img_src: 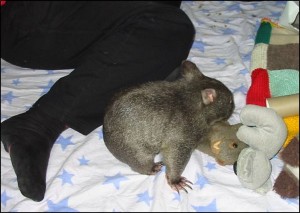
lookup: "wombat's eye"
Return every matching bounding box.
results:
[229,142,238,149]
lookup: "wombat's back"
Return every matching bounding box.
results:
[103,80,197,164]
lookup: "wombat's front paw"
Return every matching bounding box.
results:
[166,175,193,193]
[150,161,164,175]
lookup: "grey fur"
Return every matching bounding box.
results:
[103,60,234,192]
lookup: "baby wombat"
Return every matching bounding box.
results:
[103,60,234,193]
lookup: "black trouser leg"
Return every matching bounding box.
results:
[32,6,195,135]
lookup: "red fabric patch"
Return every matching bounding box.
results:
[1,0,6,6]
[246,68,271,106]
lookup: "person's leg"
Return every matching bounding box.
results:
[1,2,195,201]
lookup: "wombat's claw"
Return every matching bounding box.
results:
[169,176,193,193]
[150,161,164,175]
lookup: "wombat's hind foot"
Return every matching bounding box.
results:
[150,161,164,175]
[167,176,193,193]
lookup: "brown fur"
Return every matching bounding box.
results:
[103,60,234,192]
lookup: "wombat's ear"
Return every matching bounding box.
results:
[201,89,216,105]
[180,60,204,81]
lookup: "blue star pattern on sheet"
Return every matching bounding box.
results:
[227,4,241,13]
[222,27,237,35]
[213,58,226,65]
[205,162,217,171]
[1,190,12,207]
[270,11,282,18]
[286,198,299,205]
[47,198,78,212]
[194,173,209,189]
[78,155,89,166]
[12,78,20,86]
[56,135,75,151]
[233,85,248,94]
[46,70,54,75]
[57,169,74,186]
[172,192,181,202]
[39,80,54,96]
[1,91,17,104]
[192,40,205,52]
[103,172,129,190]
[137,190,153,206]
[192,199,217,212]
[239,68,249,75]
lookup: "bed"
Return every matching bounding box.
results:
[1,1,299,212]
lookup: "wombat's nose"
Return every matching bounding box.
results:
[233,161,237,175]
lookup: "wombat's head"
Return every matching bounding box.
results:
[180,60,235,125]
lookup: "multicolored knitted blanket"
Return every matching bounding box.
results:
[246,18,299,147]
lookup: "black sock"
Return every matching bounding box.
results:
[1,107,66,201]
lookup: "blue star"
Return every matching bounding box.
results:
[233,85,248,94]
[78,155,89,166]
[222,27,237,35]
[46,70,54,75]
[192,40,206,53]
[1,91,18,104]
[274,1,287,7]
[47,197,78,212]
[57,169,74,186]
[56,135,75,151]
[285,197,299,205]
[103,172,129,190]
[1,190,13,207]
[194,173,209,189]
[12,78,20,86]
[242,53,251,62]
[239,68,249,75]
[270,11,282,18]
[137,190,153,206]
[39,80,54,96]
[227,4,241,12]
[213,58,226,65]
[192,199,218,212]
[205,162,216,171]
[172,192,181,201]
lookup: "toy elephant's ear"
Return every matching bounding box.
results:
[235,148,272,191]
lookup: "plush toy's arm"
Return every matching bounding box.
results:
[236,104,287,159]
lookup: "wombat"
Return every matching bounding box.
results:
[103,60,235,193]
[196,121,249,166]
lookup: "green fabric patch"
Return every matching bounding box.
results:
[268,69,299,97]
[255,22,272,45]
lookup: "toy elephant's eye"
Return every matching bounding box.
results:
[229,142,238,149]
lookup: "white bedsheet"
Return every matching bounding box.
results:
[1,1,299,212]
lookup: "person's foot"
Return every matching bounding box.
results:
[1,107,66,201]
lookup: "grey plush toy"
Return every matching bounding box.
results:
[196,121,248,166]
[234,104,287,194]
